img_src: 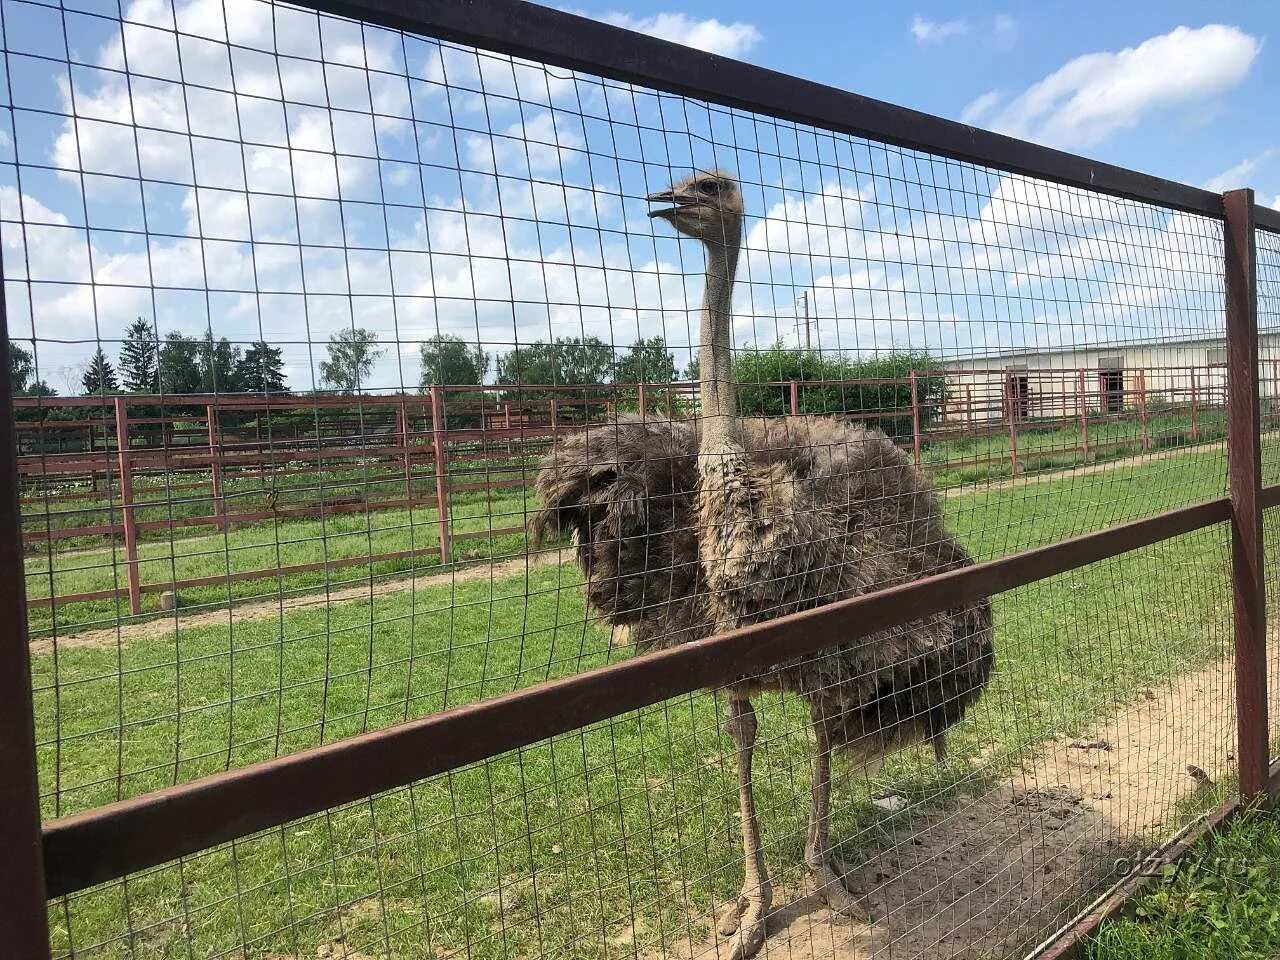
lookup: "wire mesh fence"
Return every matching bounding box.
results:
[0,1,1277,958]
[1260,227,1280,771]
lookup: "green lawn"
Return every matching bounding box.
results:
[40,441,1263,960]
[1088,804,1280,960]
[23,484,536,635]
[924,407,1230,487]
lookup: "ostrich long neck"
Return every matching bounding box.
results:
[700,236,741,450]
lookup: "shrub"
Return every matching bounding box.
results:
[733,346,946,441]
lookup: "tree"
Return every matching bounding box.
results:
[320,327,383,392]
[684,356,699,381]
[495,336,614,406]
[81,347,118,395]
[158,333,203,395]
[6,342,55,407]
[199,332,242,393]
[237,341,287,394]
[614,336,677,385]
[418,335,488,388]
[9,341,34,394]
[118,318,159,393]
[613,336,679,413]
[733,346,946,441]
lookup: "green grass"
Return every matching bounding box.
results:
[39,441,1259,959]
[924,408,1230,487]
[1088,804,1280,960]
[23,484,536,635]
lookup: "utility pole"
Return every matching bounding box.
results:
[797,290,811,350]
[803,291,811,350]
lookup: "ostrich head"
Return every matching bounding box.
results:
[532,418,701,629]
[646,169,744,249]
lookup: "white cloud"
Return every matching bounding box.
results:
[961,24,1260,149]
[464,111,586,177]
[992,14,1017,49]
[595,11,761,57]
[1202,150,1274,192]
[0,187,69,228]
[960,90,1003,126]
[910,15,969,44]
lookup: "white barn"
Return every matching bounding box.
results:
[938,332,1280,424]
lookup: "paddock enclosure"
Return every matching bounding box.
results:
[1,2,1279,959]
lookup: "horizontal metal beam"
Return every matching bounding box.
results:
[283,0,1222,217]
[1262,484,1280,510]
[1257,203,1280,234]
[43,494,1235,897]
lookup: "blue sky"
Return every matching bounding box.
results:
[0,0,1273,392]
[576,2,1279,202]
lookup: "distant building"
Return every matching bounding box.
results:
[938,331,1280,423]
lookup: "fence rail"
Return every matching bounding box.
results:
[2,1,1280,958]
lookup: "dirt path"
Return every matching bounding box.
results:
[662,646,1280,960]
[34,550,568,653]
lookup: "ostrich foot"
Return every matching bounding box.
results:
[806,861,872,923]
[715,880,771,958]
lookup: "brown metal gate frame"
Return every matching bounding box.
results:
[1,2,1277,956]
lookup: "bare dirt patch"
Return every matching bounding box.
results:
[660,646,1279,959]
[34,550,567,653]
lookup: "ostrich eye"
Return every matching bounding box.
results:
[697,179,720,196]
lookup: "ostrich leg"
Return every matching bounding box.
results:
[804,720,869,920]
[717,696,771,959]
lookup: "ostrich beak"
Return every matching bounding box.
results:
[646,187,678,220]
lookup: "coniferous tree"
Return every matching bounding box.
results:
[81,347,118,395]
[237,341,288,393]
[118,318,159,393]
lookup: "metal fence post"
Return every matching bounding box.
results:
[1078,368,1090,461]
[206,403,224,532]
[1004,375,1020,475]
[398,399,412,503]
[88,420,99,492]
[114,396,142,615]
[1190,366,1200,442]
[0,262,54,958]
[1138,368,1150,450]
[909,371,922,469]
[1223,188,1268,800]
[430,385,451,564]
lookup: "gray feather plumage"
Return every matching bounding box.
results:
[533,413,993,758]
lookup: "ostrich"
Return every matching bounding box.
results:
[533,170,993,959]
